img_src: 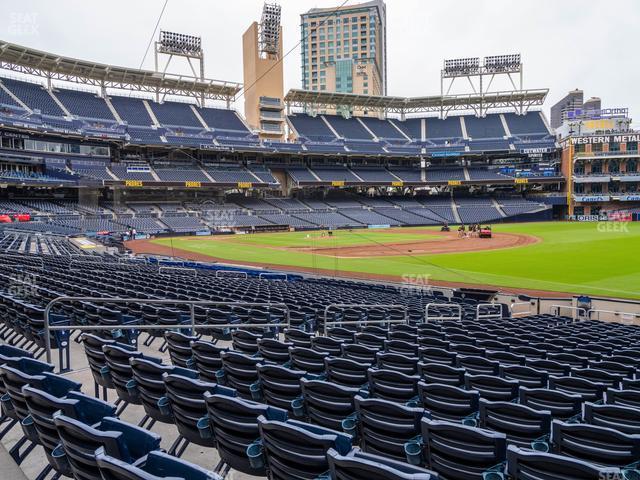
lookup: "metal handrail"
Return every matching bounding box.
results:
[215,270,248,279]
[425,303,462,322]
[476,303,503,321]
[323,303,408,336]
[158,266,198,276]
[259,272,288,280]
[43,297,290,365]
[551,304,586,320]
[587,308,640,323]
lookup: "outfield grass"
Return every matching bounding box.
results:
[153,222,640,299]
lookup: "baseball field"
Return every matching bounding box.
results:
[133,222,640,300]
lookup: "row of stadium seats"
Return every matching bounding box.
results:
[0,76,557,154]
[1,251,639,480]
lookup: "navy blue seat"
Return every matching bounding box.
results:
[288,347,329,374]
[407,418,507,480]
[584,402,640,434]
[607,388,640,408]
[418,362,465,387]
[325,357,369,388]
[95,449,221,480]
[367,368,420,404]
[350,395,426,462]
[163,331,198,368]
[505,445,622,480]
[255,415,352,480]
[297,378,359,430]
[477,398,552,448]
[53,415,161,480]
[519,387,583,421]
[190,340,228,382]
[464,374,520,402]
[326,447,437,479]
[417,382,479,422]
[203,393,287,476]
[22,389,115,477]
[219,351,262,399]
[162,372,235,457]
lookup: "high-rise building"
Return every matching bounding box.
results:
[300,0,387,114]
[242,3,285,140]
[550,89,584,129]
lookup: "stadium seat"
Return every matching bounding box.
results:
[505,445,623,480]
[607,388,640,408]
[477,398,552,448]
[342,343,378,364]
[288,346,329,374]
[53,416,161,480]
[189,340,229,382]
[406,418,507,479]
[102,345,154,417]
[203,392,287,476]
[219,351,263,399]
[418,362,466,387]
[22,388,116,477]
[417,382,480,422]
[326,357,370,388]
[162,372,235,457]
[549,376,607,402]
[82,334,134,401]
[325,447,437,479]
[367,368,420,404]
[349,395,425,462]
[254,364,306,412]
[130,357,197,427]
[583,402,640,434]
[95,449,221,480]
[518,387,583,421]
[297,378,360,430]
[255,415,352,479]
[550,419,640,467]
[376,352,420,375]
[163,331,199,368]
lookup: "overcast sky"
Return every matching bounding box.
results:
[1,0,638,124]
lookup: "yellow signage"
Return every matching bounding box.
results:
[237,182,253,189]
[124,180,143,187]
[185,181,201,188]
[448,180,462,186]
[331,181,345,187]
[515,178,529,184]
[391,181,404,187]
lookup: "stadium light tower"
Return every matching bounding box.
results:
[154,30,205,103]
[441,53,523,117]
[258,3,281,59]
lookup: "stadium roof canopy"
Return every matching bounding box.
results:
[0,40,241,102]
[284,88,549,117]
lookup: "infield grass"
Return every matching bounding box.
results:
[153,222,640,299]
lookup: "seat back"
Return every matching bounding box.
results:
[551,420,640,467]
[219,351,262,399]
[420,418,507,480]
[164,373,235,445]
[326,448,436,480]
[418,362,465,387]
[354,395,425,462]
[506,444,622,480]
[53,416,161,480]
[190,340,228,382]
[203,392,287,476]
[299,379,359,430]
[606,388,640,408]
[164,331,198,368]
[456,355,500,376]
[499,365,549,388]
[257,338,293,364]
[549,376,607,402]
[341,343,378,365]
[367,368,419,404]
[257,415,352,479]
[376,352,419,375]
[464,374,520,402]
[518,387,582,420]
[288,346,328,374]
[102,344,147,404]
[256,364,306,412]
[325,357,369,388]
[418,382,479,422]
[584,402,640,434]
[478,398,551,448]
[95,450,220,480]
